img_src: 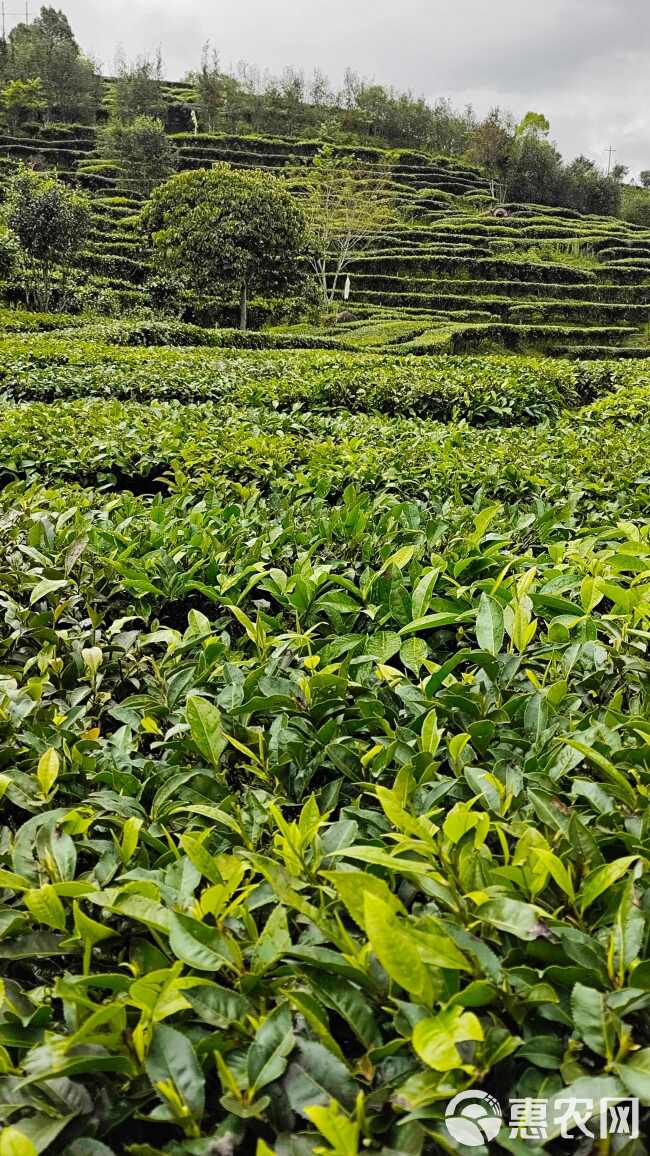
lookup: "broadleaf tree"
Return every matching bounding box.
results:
[468,107,514,201]
[515,110,551,139]
[0,78,47,131]
[194,43,225,132]
[112,50,166,124]
[6,164,91,309]
[5,6,101,122]
[142,163,307,330]
[99,115,179,197]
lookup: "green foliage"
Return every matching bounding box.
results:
[563,156,622,217]
[467,107,513,199]
[0,78,47,131]
[5,165,91,310]
[111,51,166,124]
[0,338,632,421]
[622,185,650,228]
[142,164,308,330]
[506,134,564,206]
[183,56,477,153]
[0,24,649,1145]
[3,6,101,123]
[299,147,396,305]
[193,43,226,134]
[467,110,621,216]
[515,110,551,138]
[99,116,179,197]
[0,308,648,1153]
[506,142,622,217]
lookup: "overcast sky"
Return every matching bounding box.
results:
[26,0,650,175]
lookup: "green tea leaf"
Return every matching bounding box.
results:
[186,695,227,767]
[363,892,433,1005]
[169,911,241,973]
[412,1006,483,1071]
[475,593,504,655]
[247,1003,294,1096]
[580,857,639,913]
[146,1023,205,1121]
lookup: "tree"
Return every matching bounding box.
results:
[515,111,550,139]
[428,98,476,156]
[6,6,101,122]
[6,164,91,309]
[621,186,650,227]
[506,135,564,206]
[113,51,165,124]
[299,147,395,306]
[563,156,621,216]
[641,171,650,189]
[0,78,47,131]
[308,67,334,111]
[142,164,307,331]
[194,43,224,132]
[99,116,178,197]
[468,108,514,200]
[611,163,629,183]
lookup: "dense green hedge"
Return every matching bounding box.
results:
[0,337,644,421]
[346,252,597,283]
[0,372,648,505]
[344,273,650,303]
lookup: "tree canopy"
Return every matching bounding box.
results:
[468,107,621,214]
[112,51,166,124]
[99,115,178,197]
[2,5,101,123]
[5,163,91,308]
[142,164,308,330]
[0,77,47,131]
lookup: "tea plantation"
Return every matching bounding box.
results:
[1,101,650,355]
[0,301,650,1155]
[1,63,650,1156]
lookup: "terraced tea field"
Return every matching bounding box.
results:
[1,117,649,355]
[2,310,650,1152]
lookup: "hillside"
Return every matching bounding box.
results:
[3,24,650,1156]
[1,109,649,356]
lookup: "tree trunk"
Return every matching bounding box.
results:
[329,263,343,304]
[239,282,248,332]
[320,263,329,306]
[39,260,51,312]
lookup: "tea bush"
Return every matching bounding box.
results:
[1,319,650,1155]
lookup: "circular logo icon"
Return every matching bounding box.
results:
[445,1090,503,1147]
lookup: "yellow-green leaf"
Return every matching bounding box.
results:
[363,892,433,1006]
[24,885,67,932]
[37,748,59,796]
[412,1006,483,1071]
